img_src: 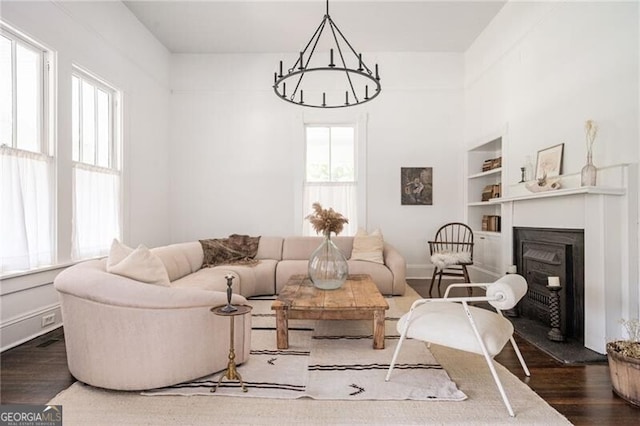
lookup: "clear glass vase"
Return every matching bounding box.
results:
[580,152,597,187]
[308,233,349,290]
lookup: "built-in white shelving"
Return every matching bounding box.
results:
[465,137,502,233]
[465,136,503,276]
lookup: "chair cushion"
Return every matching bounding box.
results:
[430,252,471,270]
[397,302,513,357]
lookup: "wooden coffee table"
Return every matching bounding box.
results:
[271,274,389,349]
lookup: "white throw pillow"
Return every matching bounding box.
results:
[106,239,170,286]
[350,228,384,264]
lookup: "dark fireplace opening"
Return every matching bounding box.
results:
[513,227,584,344]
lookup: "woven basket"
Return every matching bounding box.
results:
[607,343,640,407]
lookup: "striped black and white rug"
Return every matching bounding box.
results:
[142,291,467,402]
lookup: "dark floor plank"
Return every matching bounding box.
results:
[0,328,75,405]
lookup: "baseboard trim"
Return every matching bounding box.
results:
[1,304,63,352]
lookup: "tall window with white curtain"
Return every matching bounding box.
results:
[303,125,357,236]
[71,68,121,259]
[0,26,54,274]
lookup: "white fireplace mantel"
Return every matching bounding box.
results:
[489,186,626,204]
[496,164,638,354]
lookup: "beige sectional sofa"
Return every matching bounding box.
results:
[163,236,406,297]
[54,235,406,391]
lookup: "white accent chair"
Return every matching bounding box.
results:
[386,274,531,417]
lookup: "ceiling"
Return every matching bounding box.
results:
[123,1,507,54]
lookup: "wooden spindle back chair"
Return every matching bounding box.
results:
[428,222,474,297]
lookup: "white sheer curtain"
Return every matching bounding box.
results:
[302,182,357,236]
[72,163,120,259]
[0,146,54,273]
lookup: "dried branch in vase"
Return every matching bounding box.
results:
[305,202,349,236]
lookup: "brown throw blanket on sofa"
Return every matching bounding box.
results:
[200,234,261,268]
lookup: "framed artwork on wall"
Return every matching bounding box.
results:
[535,143,564,180]
[401,167,433,205]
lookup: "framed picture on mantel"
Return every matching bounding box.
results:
[535,143,564,180]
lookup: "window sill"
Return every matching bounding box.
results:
[0,256,105,296]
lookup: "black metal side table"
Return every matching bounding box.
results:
[210,304,252,392]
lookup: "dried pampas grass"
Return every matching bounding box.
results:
[305,202,349,236]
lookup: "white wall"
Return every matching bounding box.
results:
[465,1,638,182]
[169,52,465,277]
[464,0,639,349]
[0,0,172,351]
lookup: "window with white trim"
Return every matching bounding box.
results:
[0,26,54,273]
[71,68,121,259]
[302,125,358,236]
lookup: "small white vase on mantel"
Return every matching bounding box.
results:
[581,119,598,187]
[580,151,597,187]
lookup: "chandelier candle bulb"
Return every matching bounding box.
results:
[548,276,560,287]
[282,82,286,97]
[322,92,326,106]
[365,85,369,99]
[300,90,304,104]
[375,64,379,80]
[330,48,334,67]
[358,53,363,70]
[299,52,304,70]
[279,60,283,77]
[345,91,349,105]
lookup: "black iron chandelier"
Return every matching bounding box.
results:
[273,0,381,108]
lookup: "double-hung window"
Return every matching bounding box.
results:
[303,125,357,236]
[71,68,121,259]
[0,26,54,273]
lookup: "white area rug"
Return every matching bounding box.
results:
[143,290,465,401]
[144,328,465,401]
[49,287,572,424]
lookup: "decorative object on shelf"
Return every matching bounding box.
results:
[581,119,598,187]
[401,167,433,205]
[535,143,564,180]
[524,155,534,181]
[481,184,501,201]
[525,173,561,193]
[272,0,381,108]
[481,185,493,202]
[481,215,501,232]
[306,203,349,290]
[606,318,640,407]
[482,157,502,172]
[546,280,564,342]
[492,183,501,199]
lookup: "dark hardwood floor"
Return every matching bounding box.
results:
[1,280,638,424]
[0,327,74,405]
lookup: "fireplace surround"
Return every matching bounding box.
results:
[479,163,636,354]
[513,227,584,343]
